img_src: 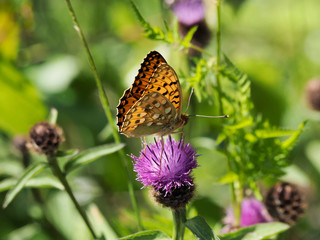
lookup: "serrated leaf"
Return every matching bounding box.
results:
[281,120,306,150]
[2,162,47,208]
[120,230,171,240]
[223,118,253,131]
[185,216,220,240]
[255,128,298,139]
[64,143,125,173]
[220,222,289,240]
[87,204,118,240]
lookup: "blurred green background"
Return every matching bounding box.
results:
[0,0,320,239]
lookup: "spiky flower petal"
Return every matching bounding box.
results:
[131,136,199,198]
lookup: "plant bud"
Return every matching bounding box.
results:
[28,121,63,155]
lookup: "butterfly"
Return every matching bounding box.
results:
[116,51,189,138]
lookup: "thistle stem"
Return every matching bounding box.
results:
[49,156,98,239]
[215,0,223,115]
[63,0,142,230]
[172,207,186,240]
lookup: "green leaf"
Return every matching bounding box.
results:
[185,216,220,240]
[2,162,47,208]
[255,128,298,139]
[281,120,306,150]
[0,161,24,177]
[0,61,46,135]
[55,148,79,158]
[64,143,125,173]
[218,172,238,184]
[87,204,118,240]
[0,176,63,192]
[220,222,289,240]
[182,26,198,48]
[120,230,171,240]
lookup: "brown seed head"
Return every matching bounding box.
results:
[265,182,306,225]
[28,121,63,155]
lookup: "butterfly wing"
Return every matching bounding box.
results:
[120,92,178,137]
[117,51,167,131]
[143,63,183,120]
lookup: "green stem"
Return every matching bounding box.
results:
[215,0,224,115]
[49,156,98,239]
[189,43,214,57]
[172,207,186,240]
[63,0,142,230]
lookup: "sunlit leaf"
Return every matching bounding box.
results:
[64,143,125,173]
[0,61,47,135]
[2,162,47,208]
[220,222,289,240]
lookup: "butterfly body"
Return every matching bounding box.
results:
[117,51,188,138]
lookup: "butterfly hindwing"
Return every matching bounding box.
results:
[120,92,178,137]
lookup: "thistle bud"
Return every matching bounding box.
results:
[306,78,320,111]
[265,182,306,225]
[28,121,63,155]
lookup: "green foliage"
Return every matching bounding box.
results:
[219,56,306,189]
[220,222,289,240]
[120,230,171,240]
[130,0,201,54]
[185,216,219,240]
[63,142,125,173]
[2,162,48,208]
[0,62,47,135]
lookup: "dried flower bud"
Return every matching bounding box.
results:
[265,182,306,225]
[28,121,63,155]
[306,78,320,111]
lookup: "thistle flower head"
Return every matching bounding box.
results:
[131,136,199,199]
[222,197,272,234]
[172,0,205,26]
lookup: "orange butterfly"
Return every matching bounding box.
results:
[117,51,189,138]
[116,51,228,138]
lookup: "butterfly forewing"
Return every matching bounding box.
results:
[120,92,178,137]
[117,51,167,131]
[143,63,183,118]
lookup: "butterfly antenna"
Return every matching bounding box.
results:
[189,114,229,118]
[185,88,194,113]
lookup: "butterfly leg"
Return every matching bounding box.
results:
[159,136,164,174]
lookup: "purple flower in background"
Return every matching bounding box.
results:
[222,197,272,234]
[167,0,211,57]
[241,197,272,226]
[172,0,205,26]
[130,136,199,208]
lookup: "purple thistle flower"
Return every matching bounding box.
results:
[172,0,205,26]
[131,136,199,197]
[222,197,272,234]
[241,197,272,226]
